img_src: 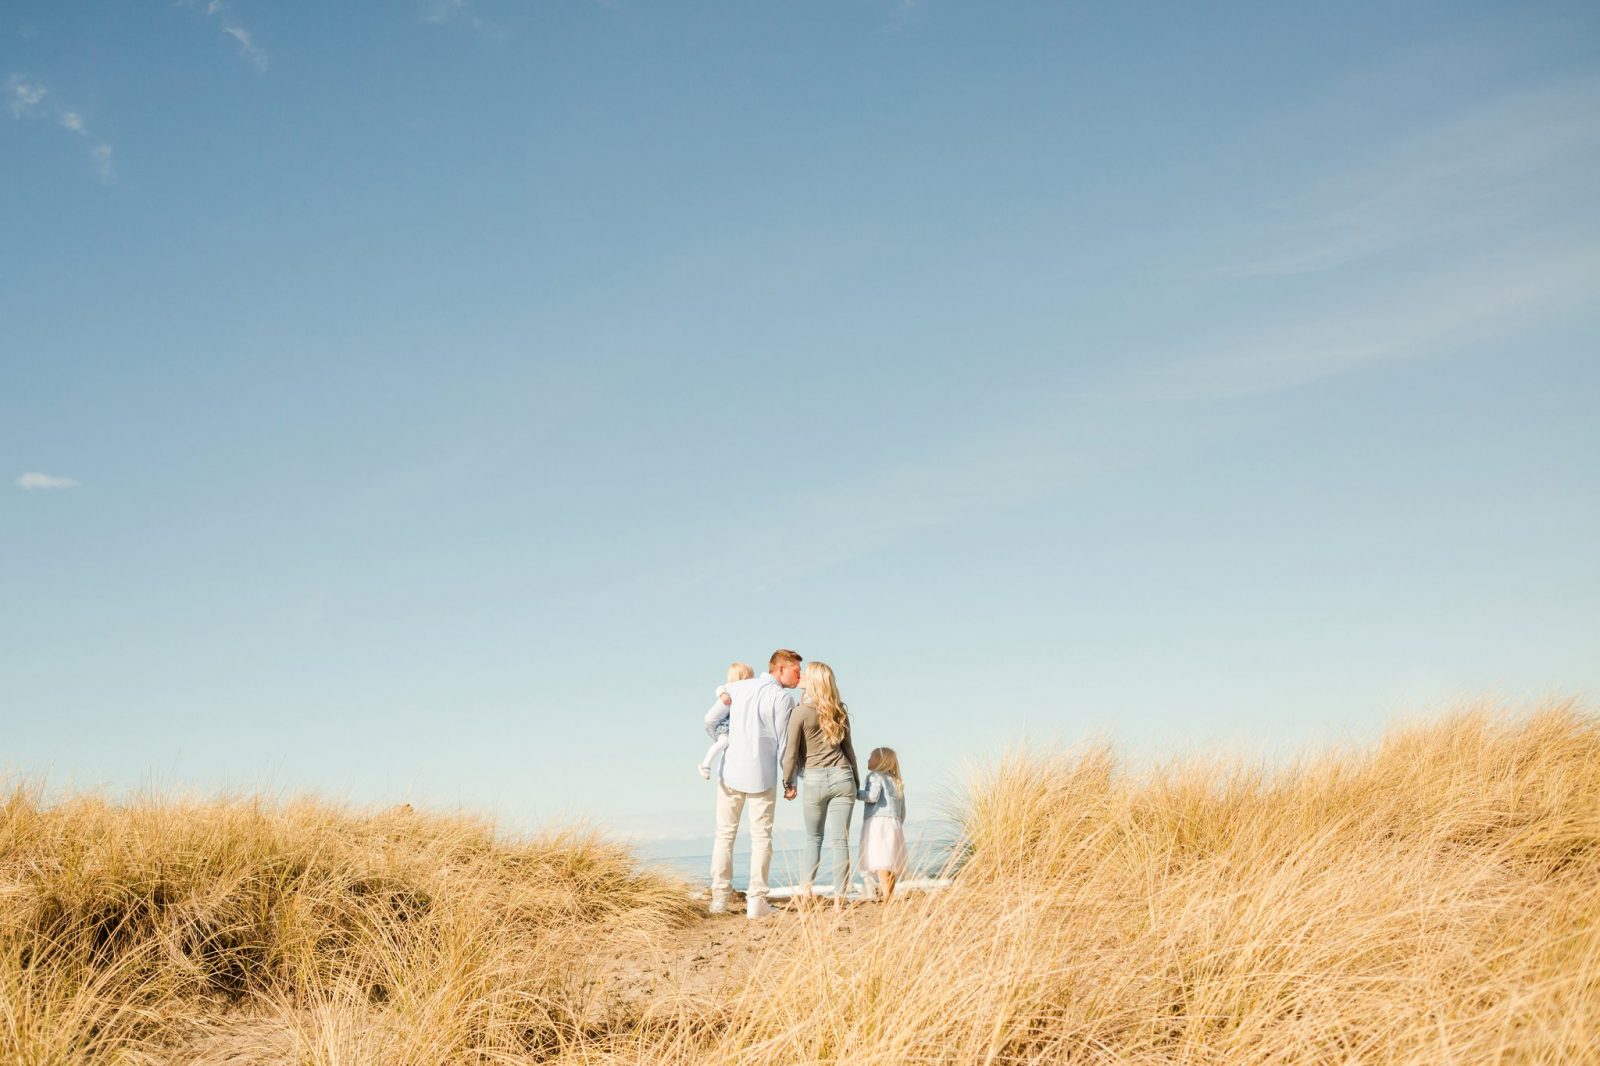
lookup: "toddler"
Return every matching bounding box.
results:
[857,746,907,901]
[698,662,754,779]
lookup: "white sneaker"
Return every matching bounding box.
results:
[698,764,711,780]
[709,897,728,915]
[746,896,774,920]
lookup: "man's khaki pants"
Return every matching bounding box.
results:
[710,779,776,904]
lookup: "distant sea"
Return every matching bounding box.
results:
[639,826,961,894]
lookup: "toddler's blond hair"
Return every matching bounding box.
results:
[727,662,754,684]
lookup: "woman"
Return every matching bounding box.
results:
[781,660,859,906]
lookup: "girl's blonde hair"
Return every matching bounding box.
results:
[801,661,849,747]
[869,747,903,788]
[727,662,754,684]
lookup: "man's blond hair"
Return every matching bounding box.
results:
[768,649,802,671]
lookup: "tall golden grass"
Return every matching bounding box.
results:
[4,700,1596,1063]
[576,700,1600,1063]
[0,790,697,1063]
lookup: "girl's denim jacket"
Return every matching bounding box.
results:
[857,770,906,823]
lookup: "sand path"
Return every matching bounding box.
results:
[595,893,880,1020]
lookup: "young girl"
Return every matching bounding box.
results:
[698,662,754,779]
[857,747,907,901]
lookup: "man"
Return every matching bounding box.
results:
[705,648,802,919]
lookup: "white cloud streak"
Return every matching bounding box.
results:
[422,0,494,35]
[89,142,114,182]
[7,74,46,116]
[643,421,1097,597]
[1078,74,1600,403]
[7,73,114,182]
[181,1,269,72]
[1226,76,1600,279]
[1089,241,1600,403]
[221,24,269,72]
[16,472,80,491]
[423,0,469,24]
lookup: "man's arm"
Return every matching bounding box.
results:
[704,700,730,739]
[773,690,798,793]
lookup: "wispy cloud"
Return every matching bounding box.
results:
[7,73,114,182]
[421,0,496,36]
[221,24,268,72]
[181,0,269,72]
[1078,75,1600,402]
[7,74,45,116]
[89,142,114,182]
[1227,77,1600,279]
[1085,241,1600,403]
[16,472,80,491]
[650,421,1096,596]
[423,0,469,23]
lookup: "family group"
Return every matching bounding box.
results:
[699,649,907,919]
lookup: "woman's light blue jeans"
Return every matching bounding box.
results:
[801,767,856,897]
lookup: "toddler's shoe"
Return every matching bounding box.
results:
[697,764,711,780]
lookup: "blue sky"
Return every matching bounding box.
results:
[4,1,1598,844]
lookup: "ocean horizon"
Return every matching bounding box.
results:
[640,829,959,893]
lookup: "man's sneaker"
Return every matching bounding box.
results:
[709,896,729,915]
[697,764,711,780]
[746,895,774,920]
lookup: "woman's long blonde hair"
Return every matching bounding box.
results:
[802,661,849,747]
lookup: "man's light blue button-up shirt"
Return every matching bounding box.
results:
[705,672,798,794]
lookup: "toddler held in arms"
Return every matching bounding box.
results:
[858,746,908,901]
[699,662,755,779]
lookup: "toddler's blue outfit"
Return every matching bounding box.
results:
[699,684,732,776]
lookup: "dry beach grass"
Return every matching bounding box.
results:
[0,793,697,1063]
[4,699,1597,1063]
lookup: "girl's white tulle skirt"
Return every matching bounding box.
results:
[859,816,907,874]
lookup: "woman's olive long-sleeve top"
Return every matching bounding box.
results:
[781,702,859,792]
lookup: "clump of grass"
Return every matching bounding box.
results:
[580,700,1600,1064]
[0,790,696,1062]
